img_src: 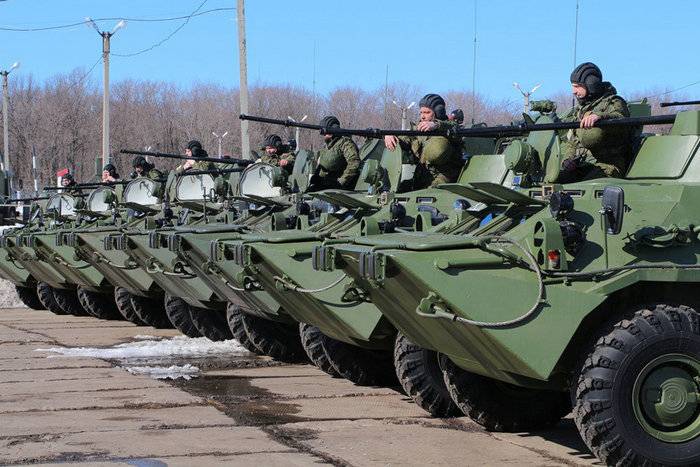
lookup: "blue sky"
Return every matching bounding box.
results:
[0,0,697,101]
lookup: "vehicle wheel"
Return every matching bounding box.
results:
[239,312,307,363]
[573,304,700,466]
[164,294,201,338]
[52,287,90,316]
[443,358,570,431]
[226,303,263,355]
[114,287,146,325]
[76,287,123,320]
[15,284,43,310]
[394,333,460,417]
[130,293,173,329]
[299,323,340,377]
[322,335,397,386]
[36,282,66,315]
[189,305,232,341]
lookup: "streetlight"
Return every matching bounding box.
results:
[392,100,415,130]
[211,131,229,157]
[513,82,541,114]
[86,17,126,167]
[286,115,307,151]
[1,60,20,189]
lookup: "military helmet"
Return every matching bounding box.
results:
[422,136,460,166]
[103,163,120,179]
[186,140,202,151]
[570,62,603,97]
[449,109,464,124]
[132,155,148,168]
[263,134,283,151]
[318,149,347,173]
[320,116,340,129]
[419,93,448,120]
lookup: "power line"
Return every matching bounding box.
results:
[112,0,209,58]
[648,80,700,99]
[0,6,232,32]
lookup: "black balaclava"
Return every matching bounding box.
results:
[418,93,448,120]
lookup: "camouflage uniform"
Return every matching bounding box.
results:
[175,160,216,174]
[260,151,295,173]
[399,119,464,188]
[560,83,632,180]
[316,136,361,189]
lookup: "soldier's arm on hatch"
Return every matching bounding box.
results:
[337,139,361,186]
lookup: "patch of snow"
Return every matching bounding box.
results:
[133,334,159,340]
[124,364,200,380]
[36,335,250,359]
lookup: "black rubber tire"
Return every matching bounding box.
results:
[15,284,44,310]
[114,287,147,325]
[130,293,174,329]
[322,335,397,387]
[443,357,570,432]
[239,312,307,363]
[394,333,460,417]
[164,294,202,338]
[226,303,263,355]
[36,282,66,315]
[299,323,340,377]
[573,304,700,466]
[189,305,232,342]
[52,287,90,316]
[77,287,123,320]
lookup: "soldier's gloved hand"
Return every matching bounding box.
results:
[561,157,579,173]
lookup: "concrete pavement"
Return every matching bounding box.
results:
[0,308,600,466]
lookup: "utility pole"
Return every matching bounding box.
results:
[513,82,541,114]
[86,17,126,168]
[237,0,251,159]
[1,61,19,186]
[392,100,416,130]
[212,131,229,157]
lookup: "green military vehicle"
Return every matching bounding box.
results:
[322,110,698,465]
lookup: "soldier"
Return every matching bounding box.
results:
[449,109,464,124]
[101,163,120,183]
[384,93,464,188]
[61,173,79,192]
[559,62,633,182]
[176,140,215,174]
[131,156,163,180]
[260,134,295,173]
[312,116,361,190]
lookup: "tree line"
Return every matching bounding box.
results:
[0,67,683,192]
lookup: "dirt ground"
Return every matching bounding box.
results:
[0,308,601,466]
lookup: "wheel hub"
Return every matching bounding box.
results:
[633,354,700,443]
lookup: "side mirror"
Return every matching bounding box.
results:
[601,186,624,235]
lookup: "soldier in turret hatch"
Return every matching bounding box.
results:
[176,140,215,174]
[383,93,464,188]
[559,62,633,182]
[260,134,295,174]
[311,116,361,190]
[101,163,120,183]
[131,156,164,181]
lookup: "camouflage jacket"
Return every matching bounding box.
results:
[317,136,361,189]
[175,160,216,174]
[133,168,164,181]
[398,119,464,188]
[561,82,632,177]
[260,151,295,173]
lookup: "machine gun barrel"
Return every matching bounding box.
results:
[239,114,324,130]
[175,167,245,177]
[319,114,677,139]
[1,196,51,203]
[43,180,131,190]
[119,149,253,166]
[660,100,700,108]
